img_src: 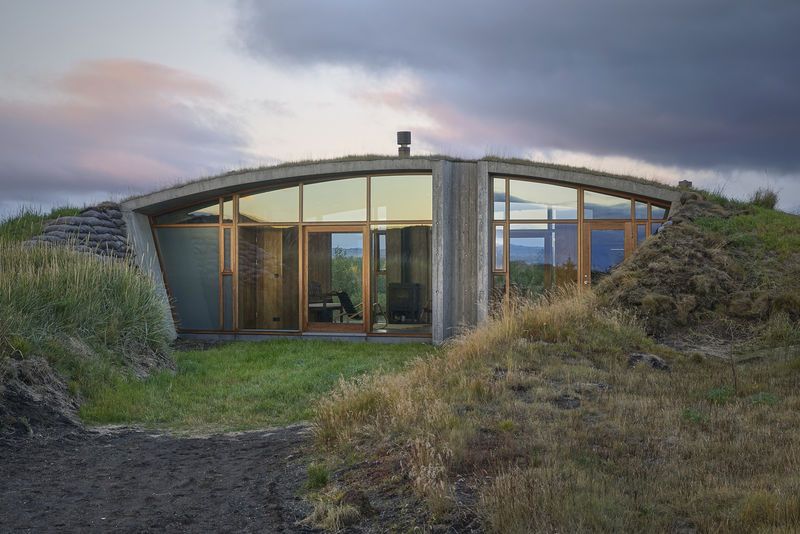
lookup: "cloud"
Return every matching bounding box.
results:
[236,0,800,174]
[0,59,250,211]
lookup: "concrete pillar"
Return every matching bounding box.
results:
[476,160,491,324]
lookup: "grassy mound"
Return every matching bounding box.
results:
[310,291,800,532]
[598,193,800,350]
[0,238,172,434]
[0,206,81,242]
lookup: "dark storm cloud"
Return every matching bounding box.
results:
[237,0,800,172]
[0,59,248,207]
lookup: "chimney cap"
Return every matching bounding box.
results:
[397,131,411,146]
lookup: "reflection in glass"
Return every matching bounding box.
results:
[651,205,668,219]
[651,222,663,235]
[370,175,432,221]
[223,197,233,223]
[493,178,506,220]
[155,201,219,225]
[238,186,299,223]
[635,201,648,220]
[584,191,631,219]
[590,229,625,283]
[155,227,219,329]
[508,223,578,298]
[303,177,367,222]
[371,225,431,334]
[491,274,506,308]
[509,180,578,220]
[223,228,231,271]
[494,225,505,271]
[636,223,647,247]
[238,226,299,330]
[307,232,364,325]
[223,275,233,330]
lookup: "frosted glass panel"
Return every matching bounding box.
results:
[370,175,432,221]
[239,186,299,223]
[509,180,578,220]
[303,177,367,221]
[156,227,219,330]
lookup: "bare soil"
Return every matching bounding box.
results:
[0,425,318,533]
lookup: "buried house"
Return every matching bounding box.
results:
[121,153,680,344]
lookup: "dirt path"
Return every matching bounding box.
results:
[0,425,317,533]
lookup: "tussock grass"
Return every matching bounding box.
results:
[313,289,800,531]
[0,206,80,242]
[0,239,172,399]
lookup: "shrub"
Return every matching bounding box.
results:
[749,188,779,209]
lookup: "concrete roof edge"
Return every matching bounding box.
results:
[486,161,681,203]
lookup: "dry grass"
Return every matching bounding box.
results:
[313,289,800,532]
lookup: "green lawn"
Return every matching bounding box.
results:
[80,339,432,432]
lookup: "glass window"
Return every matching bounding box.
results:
[370,224,431,334]
[509,180,578,220]
[584,191,631,219]
[651,222,663,235]
[222,197,233,223]
[370,175,432,221]
[508,223,578,298]
[651,205,669,219]
[303,177,367,221]
[493,178,506,220]
[155,200,219,225]
[491,274,506,308]
[155,227,219,329]
[238,226,299,330]
[636,223,647,247]
[238,186,299,223]
[635,201,648,220]
[222,275,233,330]
[223,228,231,272]
[589,228,626,283]
[494,225,505,271]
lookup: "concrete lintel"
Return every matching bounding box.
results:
[122,158,437,215]
[486,161,681,204]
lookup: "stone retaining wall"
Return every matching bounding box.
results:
[26,202,129,258]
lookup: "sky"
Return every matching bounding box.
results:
[1,0,799,217]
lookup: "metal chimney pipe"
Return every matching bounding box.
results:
[397,131,411,157]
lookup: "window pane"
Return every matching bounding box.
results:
[155,200,219,225]
[155,227,219,329]
[636,223,647,247]
[223,275,233,330]
[590,229,626,283]
[491,274,506,309]
[584,191,631,219]
[238,226,299,330]
[223,228,231,271]
[509,180,578,220]
[303,177,367,221]
[651,222,663,235]
[493,177,506,220]
[222,197,233,223]
[494,225,504,271]
[308,231,364,325]
[509,223,578,298]
[238,186,299,223]
[371,224,431,334]
[635,201,648,220]
[651,204,669,219]
[370,174,432,221]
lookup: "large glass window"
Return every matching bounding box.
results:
[303,177,367,222]
[589,228,626,283]
[509,180,578,220]
[508,223,578,298]
[370,175,432,221]
[155,227,220,329]
[635,201,648,220]
[651,204,669,219]
[238,226,299,330]
[371,224,432,334]
[239,186,299,223]
[584,191,631,219]
[155,201,219,225]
